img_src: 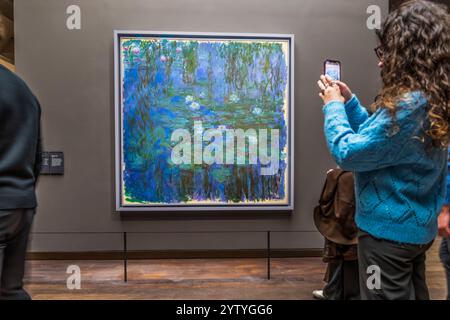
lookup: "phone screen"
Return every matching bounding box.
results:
[324,60,341,81]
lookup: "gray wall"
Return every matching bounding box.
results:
[14,0,388,252]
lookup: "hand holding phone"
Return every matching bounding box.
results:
[318,75,345,105]
[324,60,341,81]
[323,60,353,102]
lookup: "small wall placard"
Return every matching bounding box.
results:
[41,152,64,175]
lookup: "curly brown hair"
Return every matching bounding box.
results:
[373,0,450,147]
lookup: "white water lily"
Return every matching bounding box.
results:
[185,95,194,104]
[229,93,239,103]
[199,92,206,99]
[252,107,263,115]
[189,102,200,110]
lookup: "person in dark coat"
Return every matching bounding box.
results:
[0,65,42,300]
[313,169,360,300]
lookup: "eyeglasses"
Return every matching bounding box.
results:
[374,45,384,61]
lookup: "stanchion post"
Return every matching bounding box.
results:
[123,232,128,283]
[267,230,271,280]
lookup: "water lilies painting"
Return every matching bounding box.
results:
[115,31,294,211]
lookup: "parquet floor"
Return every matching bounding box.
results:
[23,240,447,300]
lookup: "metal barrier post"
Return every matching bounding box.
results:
[267,230,271,280]
[123,232,128,283]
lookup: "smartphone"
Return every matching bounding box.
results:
[324,60,341,81]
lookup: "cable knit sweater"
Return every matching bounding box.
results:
[323,92,447,245]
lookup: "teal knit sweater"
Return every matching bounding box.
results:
[323,92,447,245]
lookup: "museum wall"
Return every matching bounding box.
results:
[14,0,388,252]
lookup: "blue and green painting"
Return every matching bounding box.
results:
[118,34,291,208]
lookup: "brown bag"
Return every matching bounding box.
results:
[314,169,358,245]
[323,238,358,263]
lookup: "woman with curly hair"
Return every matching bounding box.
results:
[317,0,450,300]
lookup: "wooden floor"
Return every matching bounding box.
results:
[24,240,448,300]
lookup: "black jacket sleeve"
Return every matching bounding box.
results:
[33,99,42,184]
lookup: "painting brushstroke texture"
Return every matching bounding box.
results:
[116,32,293,211]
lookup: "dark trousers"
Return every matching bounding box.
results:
[323,260,360,300]
[439,238,450,300]
[358,232,433,300]
[0,209,34,300]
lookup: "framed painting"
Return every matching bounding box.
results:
[114,31,294,211]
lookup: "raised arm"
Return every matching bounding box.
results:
[344,95,369,132]
[322,93,427,172]
[320,76,369,132]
